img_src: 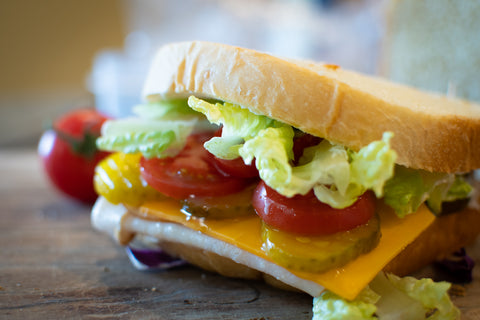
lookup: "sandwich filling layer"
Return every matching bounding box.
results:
[93,97,473,300]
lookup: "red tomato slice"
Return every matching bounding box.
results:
[213,157,259,178]
[210,126,259,178]
[252,181,376,235]
[292,133,322,164]
[140,133,252,199]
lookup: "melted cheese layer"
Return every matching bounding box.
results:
[137,199,434,300]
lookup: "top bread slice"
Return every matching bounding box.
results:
[142,41,480,173]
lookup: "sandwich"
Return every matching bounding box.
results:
[91,41,480,319]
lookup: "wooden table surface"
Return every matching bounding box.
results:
[1,149,479,319]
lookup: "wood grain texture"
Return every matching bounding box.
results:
[0,149,479,319]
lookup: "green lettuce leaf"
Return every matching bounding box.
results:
[97,100,203,158]
[240,125,295,191]
[312,132,396,208]
[371,273,460,320]
[240,131,396,208]
[313,287,379,320]
[96,118,197,159]
[383,167,472,217]
[425,175,468,215]
[313,273,460,320]
[441,174,473,203]
[133,99,201,120]
[350,132,397,197]
[188,96,278,159]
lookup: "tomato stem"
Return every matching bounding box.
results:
[53,127,100,159]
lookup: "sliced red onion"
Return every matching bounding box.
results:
[126,246,187,271]
[434,248,475,284]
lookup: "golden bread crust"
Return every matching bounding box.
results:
[143,41,480,173]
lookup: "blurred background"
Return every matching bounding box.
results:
[1,0,479,148]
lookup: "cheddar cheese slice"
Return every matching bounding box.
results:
[135,199,434,300]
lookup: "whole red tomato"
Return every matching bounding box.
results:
[38,108,111,204]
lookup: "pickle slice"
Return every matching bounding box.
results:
[181,184,256,219]
[261,215,381,273]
